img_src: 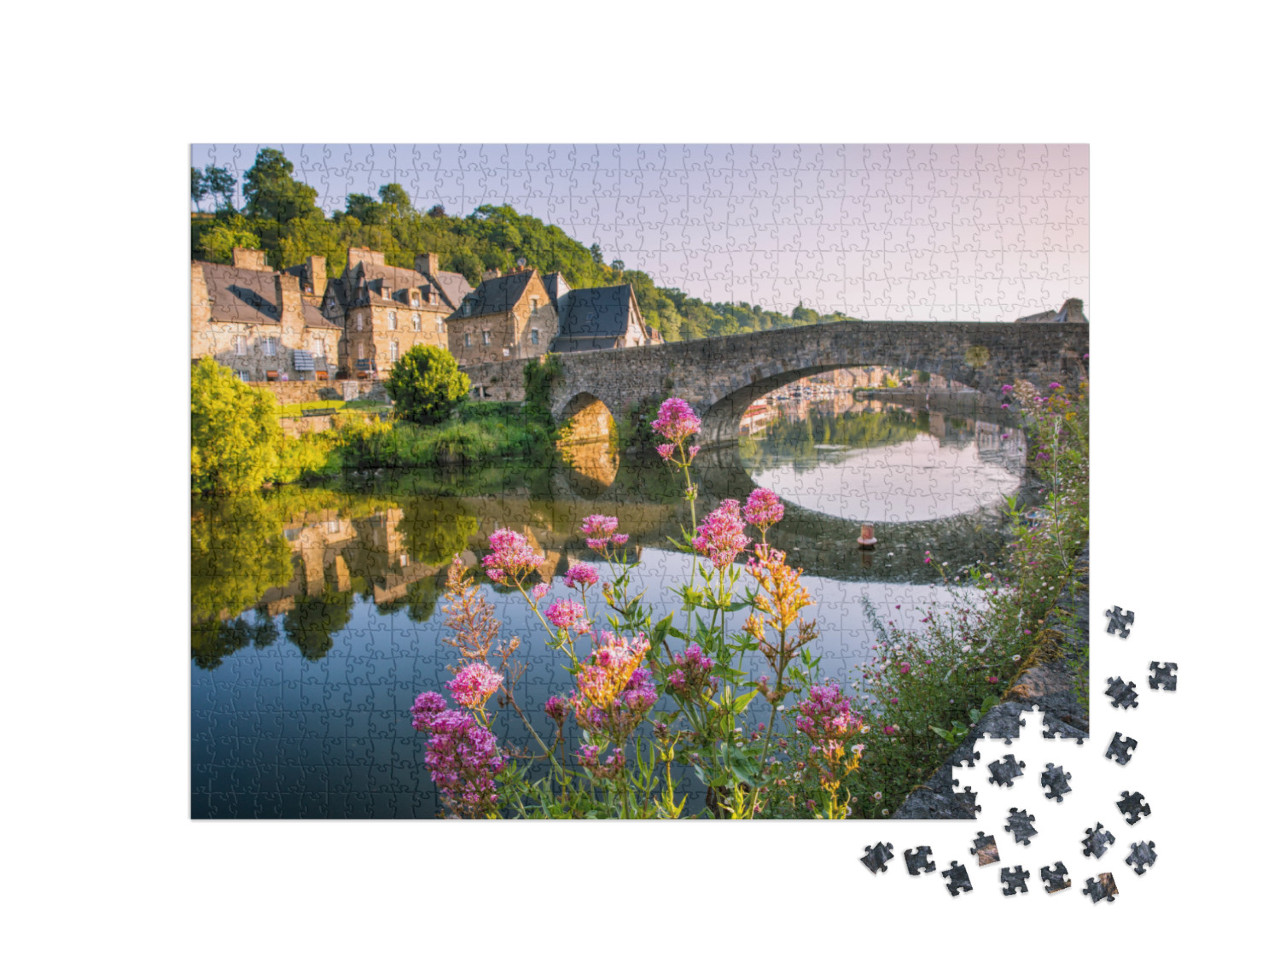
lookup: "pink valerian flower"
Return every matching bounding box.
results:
[667,643,714,696]
[1001,384,1014,393]
[482,528,545,585]
[612,533,628,545]
[688,445,701,459]
[411,691,448,732]
[656,443,676,461]
[692,498,749,569]
[576,632,650,709]
[576,744,625,780]
[651,397,701,445]
[744,487,785,532]
[413,701,506,818]
[574,664,657,741]
[531,583,550,602]
[545,598,587,631]
[581,515,624,553]
[793,684,865,790]
[563,563,599,590]
[899,662,911,674]
[544,695,570,723]
[446,662,504,709]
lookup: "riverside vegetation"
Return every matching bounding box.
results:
[408,380,1089,818]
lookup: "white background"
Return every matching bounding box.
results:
[3,1,1273,959]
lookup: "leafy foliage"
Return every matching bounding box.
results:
[385,344,471,425]
[191,357,282,493]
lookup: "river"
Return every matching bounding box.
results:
[191,394,1029,817]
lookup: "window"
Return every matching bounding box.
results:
[531,328,539,345]
[436,318,444,333]
[482,330,491,345]
[428,289,437,305]
[410,293,419,307]
[464,333,471,348]
[234,335,246,356]
[355,314,363,332]
[412,313,421,331]
[327,519,341,533]
[531,297,539,314]
[388,310,397,330]
[390,341,399,363]
[462,302,472,317]
[357,343,365,361]
[263,336,277,357]
[313,338,324,358]
[237,369,250,382]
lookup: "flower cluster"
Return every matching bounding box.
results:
[576,632,650,709]
[692,498,749,570]
[793,684,864,792]
[482,528,545,586]
[573,664,657,742]
[446,662,504,710]
[651,397,701,445]
[581,515,629,554]
[545,598,589,634]
[667,643,715,696]
[563,562,599,590]
[411,693,506,818]
[744,487,784,533]
[544,695,571,724]
[576,744,625,781]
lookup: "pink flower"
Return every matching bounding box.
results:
[692,498,749,570]
[744,487,785,530]
[544,695,570,723]
[688,445,701,459]
[563,563,599,590]
[531,583,549,602]
[651,397,701,444]
[1001,384,1013,392]
[446,662,504,709]
[482,528,545,585]
[656,443,675,461]
[612,533,629,545]
[581,514,626,553]
[546,598,587,630]
[415,704,506,818]
[987,675,999,684]
[899,662,911,674]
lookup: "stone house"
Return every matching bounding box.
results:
[550,283,653,352]
[320,247,474,378]
[446,269,559,366]
[191,248,342,381]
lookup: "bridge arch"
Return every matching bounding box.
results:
[559,392,616,446]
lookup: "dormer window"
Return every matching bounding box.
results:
[388,310,397,330]
[428,289,438,305]
[410,293,420,307]
[462,302,472,317]
[412,313,421,331]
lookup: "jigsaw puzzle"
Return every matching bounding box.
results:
[1001,865,1031,895]
[904,847,936,876]
[1005,808,1038,845]
[970,832,1000,866]
[1041,762,1073,801]
[1106,732,1138,765]
[1149,662,1178,691]
[189,143,1091,825]
[1083,873,1119,903]
[1126,841,1158,875]
[861,843,895,874]
[1041,862,1073,894]
[1082,822,1115,858]
[1105,606,1135,637]
[942,861,974,897]
[1105,676,1140,710]
[1117,791,1152,825]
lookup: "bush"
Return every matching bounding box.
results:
[191,357,281,493]
[385,345,470,425]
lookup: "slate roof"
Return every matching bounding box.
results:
[457,270,537,317]
[198,262,338,329]
[336,261,473,311]
[550,285,636,352]
[432,271,473,310]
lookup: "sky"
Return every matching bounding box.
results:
[192,143,1088,323]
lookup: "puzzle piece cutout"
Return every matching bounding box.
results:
[1001,865,1031,895]
[1105,606,1134,637]
[861,842,894,874]
[1105,676,1139,710]
[1041,762,1072,801]
[943,861,973,897]
[988,753,1026,787]
[1149,662,1178,691]
[1106,732,1138,766]
[1005,808,1038,845]
[904,847,936,876]
[1126,841,1157,875]
[1082,822,1115,858]
[1117,790,1152,825]
[1083,873,1119,903]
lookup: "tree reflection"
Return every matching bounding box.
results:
[191,495,293,624]
[396,497,479,566]
[283,587,354,661]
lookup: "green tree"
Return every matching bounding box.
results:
[243,148,318,223]
[191,495,293,623]
[203,165,236,210]
[427,203,447,219]
[194,217,261,263]
[191,167,208,209]
[385,345,471,425]
[191,357,282,493]
[379,182,412,214]
[345,192,384,225]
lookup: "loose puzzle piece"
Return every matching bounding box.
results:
[1083,873,1119,903]
[970,831,1000,866]
[943,861,973,897]
[1126,841,1157,875]
[1149,662,1178,691]
[1117,790,1151,825]
[861,842,894,874]
[987,753,1026,787]
[1106,732,1138,766]
[1001,865,1031,895]
[904,847,936,876]
[1105,676,1139,710]
[1041,862,1072,894]
[1041,762,1072,801]
[1105,606,1135,637]
[1082,822,1115,858]
[1005,808,1038,845]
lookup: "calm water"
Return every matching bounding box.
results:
[191,396,1027,817]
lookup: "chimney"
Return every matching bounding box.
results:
[482,268,501,281]
[233,247,269,271]
[307,255,326,295]
[415,252,440,277]
[275,273,304,354]
[1061,298,1087,323]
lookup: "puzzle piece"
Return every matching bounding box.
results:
[1126,841,1157,875]
[861,842,894,874]
[1082,822,1115,858]
[1105,676,1139,710]
[1004,808,1037,845]
[1106,732,1138,766]
[1083,873,1119,903]
[987,753,1026,787]
[977,704,1025,744]
[904,847,936,876]
[942,861,973,897]
[1041,862,1072,894]
[1041,762,1072,801]
[1117,790,1151,825]
[1000,865,1031,895]
[1149,662,1178,691]
[1105,606,1134,637]
[952,781,982,814]
[970,832,1000,866]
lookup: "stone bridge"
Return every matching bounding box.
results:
[463,320,1088,447]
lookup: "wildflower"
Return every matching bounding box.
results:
[656,443,676,461]
[987,675,999,684]
[531,583,549,602]
[612,533,628,545]
[581,514,627,554]
[576,632,650,709]
[446,662,504,710]
[882,724,897,736]
[544,695,570,723]
[563,563,599,590]
[1012,654,1022,662]
[688,445,701,458]
[873,791,882,800]
[899,662,911,674]
[545,598,587,630]
[1048,382,1062,390]
[744,487,785,532]
[415,703,506,818]
[650,397,701,444]
[693,499,749,569]
[667,644,714,695]
[1001,384,1013,392]
[482,528,545,585]
[745,543,812,637]
[411,691,448,732]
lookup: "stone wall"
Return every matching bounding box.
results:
[248,379,387,406]
[459,359,528,402]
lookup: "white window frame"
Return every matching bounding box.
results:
[388,310,397,330]
[464,333,471,348]
[357,343,365,361]
[410,293,420,308]
[412,313,421,331]
[530,328,539,345]
[390,340,399,363]
[482,330,491,345]
[436,318,444,333]
[234,335,247,356]
[355,314,364,332]
[531,297,539,313]
[264,336,277,357]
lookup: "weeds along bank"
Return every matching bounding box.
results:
[406,382,1089,818]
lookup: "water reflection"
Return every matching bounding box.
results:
[191,396,1031,817]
